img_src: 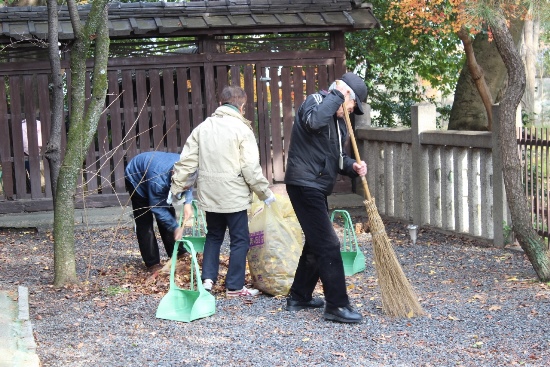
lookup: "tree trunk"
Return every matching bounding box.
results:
[53,0,110,286]
[491,15,550,282]
[520,10,539,125]
[45,0,64,202]
[53,161,78,285]
[449,20,524,131]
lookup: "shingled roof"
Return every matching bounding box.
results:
[0,0,380,43]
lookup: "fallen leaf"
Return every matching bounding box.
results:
[488,305,502,311]
[331,352,346,358]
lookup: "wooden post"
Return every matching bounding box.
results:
[491,104,506,248]
[198,36,217,116]
[411,104,436,226]
[330,31,346,76]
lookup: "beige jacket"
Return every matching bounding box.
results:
[171,105,273,213]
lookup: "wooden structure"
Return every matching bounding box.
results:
[517,127,550,245]
[0,1,380,214]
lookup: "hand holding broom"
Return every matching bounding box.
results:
[342,104,425,318]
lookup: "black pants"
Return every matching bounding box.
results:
[201,210,250,290]
[286,184,349,308]
[126,179,177,268]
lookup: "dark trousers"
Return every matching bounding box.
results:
[126,179,176,267]
[286,184,349,308]
[201,210,249,291]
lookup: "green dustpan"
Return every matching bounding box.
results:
[182,236,206,253]
[156,239,216,322]
[330,210,366,276]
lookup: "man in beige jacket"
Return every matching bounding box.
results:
[171,85,275,297]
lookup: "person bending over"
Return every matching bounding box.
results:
[125,151,193,274]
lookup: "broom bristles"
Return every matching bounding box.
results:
[365,199,425,318]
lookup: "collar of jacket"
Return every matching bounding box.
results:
[212,105,253,131]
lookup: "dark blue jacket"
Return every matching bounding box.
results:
[284,89,358,195]
[125,152,193,232]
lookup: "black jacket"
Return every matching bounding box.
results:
[284,89,358,195]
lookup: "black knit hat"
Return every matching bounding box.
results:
[340,72,368,115]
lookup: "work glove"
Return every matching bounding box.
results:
[264,193,276,207]
[166,191,186,206]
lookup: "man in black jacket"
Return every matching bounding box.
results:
[284,72,367,323]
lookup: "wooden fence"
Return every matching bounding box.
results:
[356,105,505,246]
[355,104,549,248]
[0,46,353,213]
[517,127,550,242]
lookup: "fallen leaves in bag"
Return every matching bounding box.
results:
[248,197,304,296]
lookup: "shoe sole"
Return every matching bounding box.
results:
[286,304,324,312]
[147,265,163,274]
[226,293,259,298]
[323,313,362,323]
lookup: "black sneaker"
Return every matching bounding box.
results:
[286,297,325,311]
[323,304,363,323]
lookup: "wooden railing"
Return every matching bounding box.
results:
[355,104,550,248]
[355,104,510,247]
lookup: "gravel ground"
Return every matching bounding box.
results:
[1,219,550,367]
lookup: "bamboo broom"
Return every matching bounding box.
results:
[342,106,425,318]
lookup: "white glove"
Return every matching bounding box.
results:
[264,193,276,207]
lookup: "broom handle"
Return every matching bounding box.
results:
[342,104,372,201]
